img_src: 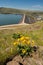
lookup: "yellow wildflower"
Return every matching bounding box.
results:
[20,36,25,41]
[13,42,17,45]
[22,49,26,54]
[22,39,26,43]
[27,40,30,45]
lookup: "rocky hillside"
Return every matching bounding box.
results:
[6,46,43,65]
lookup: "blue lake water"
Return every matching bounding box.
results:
[0,14,22,26]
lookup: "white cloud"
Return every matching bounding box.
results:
[32,5,43,9]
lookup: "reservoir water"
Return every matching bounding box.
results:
[0,14,22,26]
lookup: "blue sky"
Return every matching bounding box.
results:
[0,0,43,11]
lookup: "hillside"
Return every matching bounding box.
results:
[0,21,43,65]
[0,7,43,15]
[0,7,28,14]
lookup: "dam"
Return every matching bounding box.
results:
[19,14,35,24]
[0,14,35,30]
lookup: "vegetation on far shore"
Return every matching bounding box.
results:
[0,7,43,15]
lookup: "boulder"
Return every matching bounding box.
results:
[12,55,23,63]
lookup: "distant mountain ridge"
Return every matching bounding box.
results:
[0,7,43,15]
[0,7,27,14]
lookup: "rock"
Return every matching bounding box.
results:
[23,59,30,65]
[12,55,23,63]
[6,55,43,65]
[32,58,42,65]
[6,46,43,65]
[23,57,34,65]
[6,61,19,65]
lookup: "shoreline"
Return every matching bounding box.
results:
[0,14,29,30]
[0,23,29,27]
[0,23,29,30]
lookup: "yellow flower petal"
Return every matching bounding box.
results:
[22,49,26,54]
[22,40,26,43]
[27,40,30,45]
[13,42,17,45]
[20,36,25,41]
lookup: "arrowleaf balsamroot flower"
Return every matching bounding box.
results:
[13,33,36,57]
[22,49,26,54]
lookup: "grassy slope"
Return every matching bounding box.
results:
[0,22,43,45]
[0,21,43,64]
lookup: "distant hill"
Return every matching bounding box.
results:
[0,7,43,15]
[0,7,27,14]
